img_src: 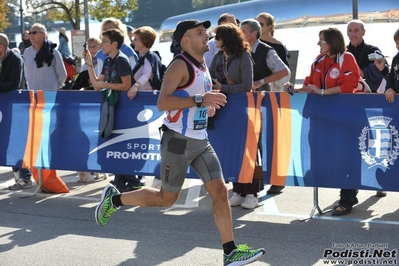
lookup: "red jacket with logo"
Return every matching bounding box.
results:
[304,52,360,93]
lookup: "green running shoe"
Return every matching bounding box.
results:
[223,244,265,266]
[95,184,120,226]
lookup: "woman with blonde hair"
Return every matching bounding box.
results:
[94,18,138,76]
[256,12,289,66]
[255,12,291,94]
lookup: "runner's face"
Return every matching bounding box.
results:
[186,25,209,53]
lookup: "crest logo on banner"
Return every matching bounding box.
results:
[359,116,399,168]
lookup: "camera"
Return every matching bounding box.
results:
[83,42,88,51]
[368,51,384,61]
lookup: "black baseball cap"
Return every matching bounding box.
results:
[173,19,211,45]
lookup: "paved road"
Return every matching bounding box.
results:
[1,167,398,266]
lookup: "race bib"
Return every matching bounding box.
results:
[193,107,208,130]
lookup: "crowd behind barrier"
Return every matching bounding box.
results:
[1,90,399,192]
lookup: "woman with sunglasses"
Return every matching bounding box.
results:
[208,23,253,93]
[209,23,258,209]
[284,28,361,216]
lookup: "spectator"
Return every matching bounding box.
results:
[94,20,265,265]
[85,29,136,191]
[284,27,360,216]
[58,27,75,87]
[81,37,101,72]
[92,19,141,188]
[241,19,289,92]
[204,13,238,68]
[126,25,135,51]
[18,30,31,55]
[384,28,399,104]
[209,23,253,94]
[256,12,289,67]
[128,26,159,96]
[256,12,291,92]
[94,18,138,77]
[23,23,67,185]
[24,23,67,91]
[0,33,32,190]
[233,18,289,206]
[128,26,163,190]
[72,37,101,90]
[346,19,390,197]
[58,27,71,58]
[208,23,258,209]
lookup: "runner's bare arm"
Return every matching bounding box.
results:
[157,59,226,111]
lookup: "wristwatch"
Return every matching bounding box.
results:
[259,78,265,85]
[194,94,203,107]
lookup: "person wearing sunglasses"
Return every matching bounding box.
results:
[23,23,67,91]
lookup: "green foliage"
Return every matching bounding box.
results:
[25,0,138,29]
[5,0,246,33]
[89,0,138,22]
[0,0,11,31]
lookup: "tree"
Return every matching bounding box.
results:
[0,0,11,32]
[25,0,139,30]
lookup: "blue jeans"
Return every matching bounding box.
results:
[12,167,32,181]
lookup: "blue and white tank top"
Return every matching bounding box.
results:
[163,53,212,140]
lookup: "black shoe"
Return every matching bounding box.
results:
[331,205,351,216]
[267,185,285,194]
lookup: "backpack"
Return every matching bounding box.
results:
[133,51,166,90]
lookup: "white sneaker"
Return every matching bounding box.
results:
[229,192,245,207]
[241,194,258,209]
[151,178,162,190]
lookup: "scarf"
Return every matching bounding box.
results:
[34,40,57,68]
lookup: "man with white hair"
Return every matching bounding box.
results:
[24,23,67,91]
[347,19,389,93]
[346,19,390,199]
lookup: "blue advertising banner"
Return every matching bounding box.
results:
[3,90,399,191]
[262,92,399,191]
[0,90,33,167]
